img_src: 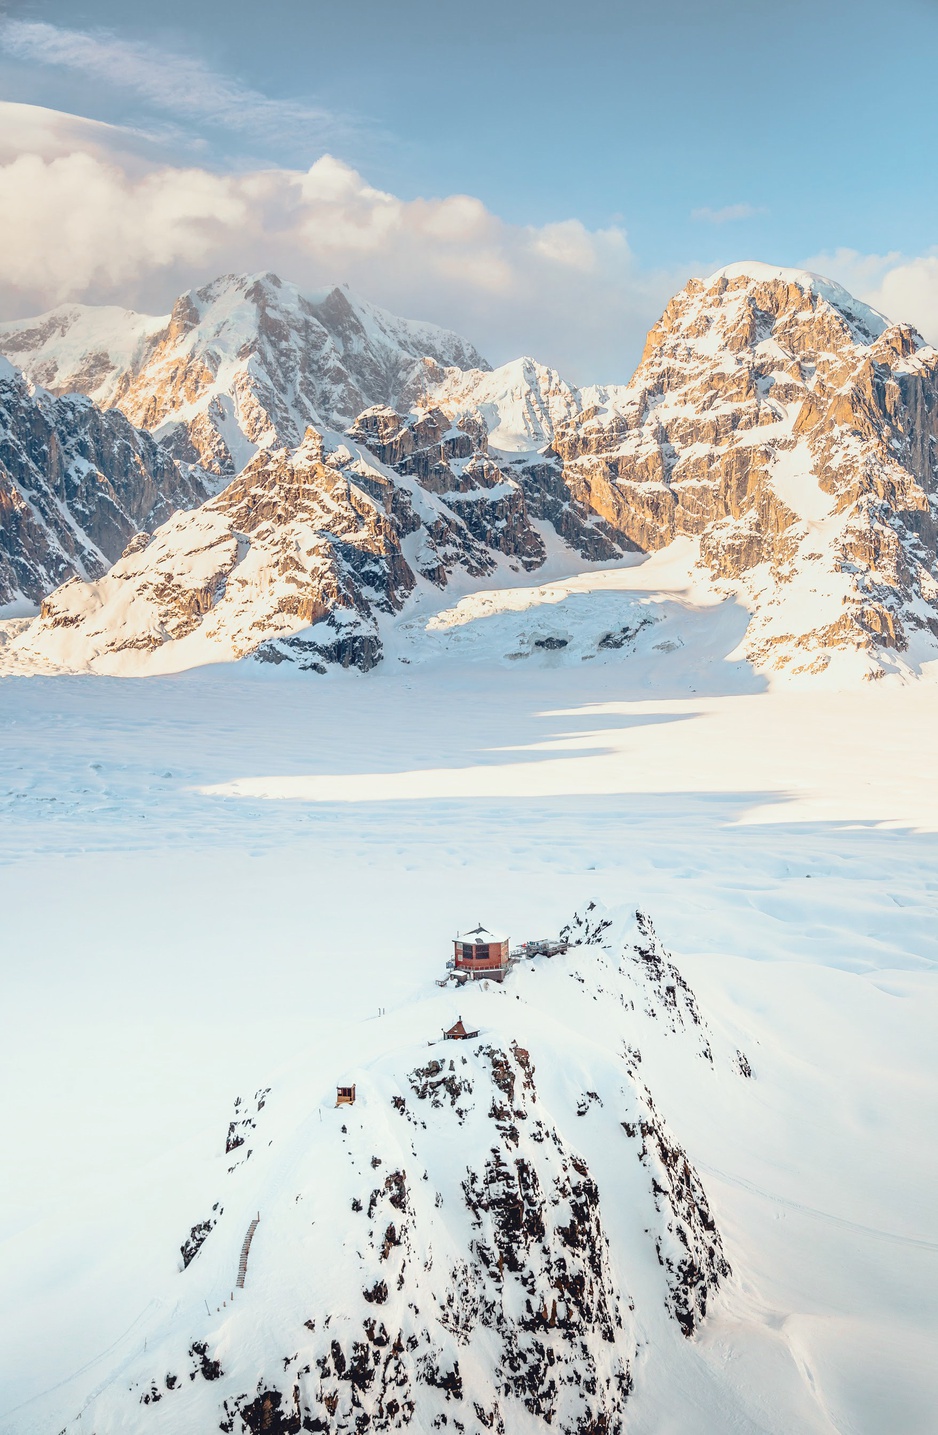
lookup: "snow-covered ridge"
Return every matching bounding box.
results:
[47,904,766,1435]
[0,272,490,475]
[0,303,165,407]
[705,261,892,341]
[0,273,614,475]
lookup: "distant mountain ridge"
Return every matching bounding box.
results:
[0,273,630,670]
[0,274,491,477]
[2,262,938,679]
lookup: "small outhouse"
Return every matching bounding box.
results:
[336,1084,356,1107]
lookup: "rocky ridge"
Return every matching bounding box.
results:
[3,415,628,676]
[15,431,417,676]
[55,906,741,1435]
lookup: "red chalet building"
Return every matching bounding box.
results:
[453,924,510,982]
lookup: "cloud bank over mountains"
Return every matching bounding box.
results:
[1,10,938,385]
[0,101,683,382]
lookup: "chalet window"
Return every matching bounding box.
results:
[474,945,489,959]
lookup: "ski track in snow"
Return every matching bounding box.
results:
[1,645,937,1435]
[697,1163,938,1253]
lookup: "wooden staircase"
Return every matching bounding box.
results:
[236,1215,260,1290]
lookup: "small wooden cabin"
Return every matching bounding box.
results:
[443,1017,479,1040]
[453,924,510,982]
[335,1084,356,1107]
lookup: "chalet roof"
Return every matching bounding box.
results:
[455,923,507,945]
[443,1016,480,1039]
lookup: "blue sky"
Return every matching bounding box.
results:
[2,0,938,378]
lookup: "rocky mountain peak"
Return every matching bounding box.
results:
[551,264,938,677]
[165,293,203,343]
[642,263,894,369]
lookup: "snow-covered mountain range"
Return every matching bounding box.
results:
[0,276,489,475]
[2,262,938,679]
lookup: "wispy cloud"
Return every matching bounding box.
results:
[691,202,765,224]
[0,20,356,157]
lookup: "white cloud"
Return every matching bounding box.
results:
[0,101,164,169]
[691,202,764,224]
[804,246,938,346]
[0,20,354,155]
[0,102,687,381]
[872,257,938,343]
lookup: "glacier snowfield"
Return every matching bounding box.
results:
[1,589,937,1434]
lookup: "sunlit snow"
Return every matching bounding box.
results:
[1,604,936,1434]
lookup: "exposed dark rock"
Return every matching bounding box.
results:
[239,1386,303,1434]
[188,1339,223,1381]
[180,1203,222,1268]
[0,361,206,607]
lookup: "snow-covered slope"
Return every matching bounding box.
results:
[0,356,207,611]
[47,905,769,1435]
[2,659,937,1434]
[5,426,534,677]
